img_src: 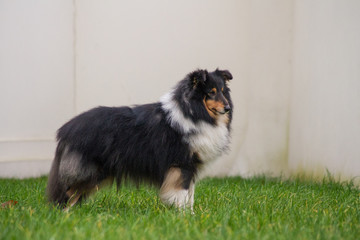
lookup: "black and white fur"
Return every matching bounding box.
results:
[47,69,233,212]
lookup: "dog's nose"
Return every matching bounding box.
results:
[224,105,231,113]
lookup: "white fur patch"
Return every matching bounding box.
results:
[160,189,190,208]
[160,91,197,134]
[160,91,230,163]
[186,116,230,163]
[160,184,194,213]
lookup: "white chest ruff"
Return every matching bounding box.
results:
[186,117,230,163]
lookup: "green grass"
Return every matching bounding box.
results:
[0,176,359,239]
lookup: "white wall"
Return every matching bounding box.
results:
[289,0,360,181]
[218,0,293,177]
[0,0,74,177]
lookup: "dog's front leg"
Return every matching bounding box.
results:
[159,167,194,213]
[188,181,195,214]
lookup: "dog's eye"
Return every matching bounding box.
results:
[208,90,216,96]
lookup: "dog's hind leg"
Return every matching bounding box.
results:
[63,188,82,211]
[63,177,114,211]
[55,147,108,209]
[63,184,95,211]
[159,167,195,212]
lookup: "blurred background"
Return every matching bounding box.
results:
[0,0,359,182]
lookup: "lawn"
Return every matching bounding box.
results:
[0,176,359,239]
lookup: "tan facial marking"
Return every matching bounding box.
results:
[203,97,226,118]
[208,100,225,112]
[203,97,216,118]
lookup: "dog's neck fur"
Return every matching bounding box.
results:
[160,90,230,163]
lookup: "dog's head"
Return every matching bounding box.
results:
[189,69,233,118]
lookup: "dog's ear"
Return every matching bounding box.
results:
[216,69,233,81]
[190,69,207,87]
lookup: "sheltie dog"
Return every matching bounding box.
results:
[47,69,233,212]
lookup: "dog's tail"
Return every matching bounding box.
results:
[46,142,69,206]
